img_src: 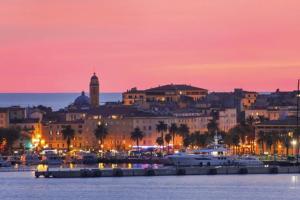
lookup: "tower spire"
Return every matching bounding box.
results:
[89,73,100,108]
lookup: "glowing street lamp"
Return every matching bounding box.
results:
[291,139,297,156]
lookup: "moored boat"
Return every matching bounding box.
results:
[73,152,98,165]
[41,153,63,165]
[166,134,232,167]
[233,155,264,167]
[0,155,11,167]
[21,154,41,165]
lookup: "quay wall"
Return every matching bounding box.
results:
[35,166,300,178]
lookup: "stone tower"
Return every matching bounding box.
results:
[89,73,99,108]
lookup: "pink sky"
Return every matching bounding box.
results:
[0,0,299,93]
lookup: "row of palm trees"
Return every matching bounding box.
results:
[4,117,297,156]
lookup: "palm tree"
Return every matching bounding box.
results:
[182,135,192,149]
[245,117,256,153]
[169,123,178,149]
[94,123,109,150]
[156,136,164,152]
[280,132,292,156]
[178,124,190,138]
[265,131,280,156]
[156,121,168,151]
[229,127,240,155]
[257,131,267,155]
[130,127,144,152]
[207,119,219,136]
[191,131,208,148]
[61,125,75,152]
[164,133,172,154]
[271,131,280,156]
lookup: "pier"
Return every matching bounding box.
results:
[35,166,300,178]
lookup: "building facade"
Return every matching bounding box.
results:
[123,84,208,105]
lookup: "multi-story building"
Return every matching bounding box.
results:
[218,108,237,132]
[42,120,96,150]
[0,108,9,128]
[10,118,42,150]
[122,88,146,105]
[8,106,26,121]
[123,84,208,105]
[255,118,299,155]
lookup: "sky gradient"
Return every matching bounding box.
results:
[0,0,300,93]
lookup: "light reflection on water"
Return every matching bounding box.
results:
[34,163,162,171]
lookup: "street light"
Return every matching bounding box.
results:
[291,139,297,156]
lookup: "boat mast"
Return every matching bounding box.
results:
[297,79,300,157]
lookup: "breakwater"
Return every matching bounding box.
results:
[35,166,300,178]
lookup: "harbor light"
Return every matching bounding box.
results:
[291,140,297,146]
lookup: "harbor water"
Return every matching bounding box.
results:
[0,172,300,200]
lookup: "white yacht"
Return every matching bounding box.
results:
[21,154,41,165]
[0,155,11,167]
[166,135,232,167]
[42,153,63,165]
[233,155,263,166]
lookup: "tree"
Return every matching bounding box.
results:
[228,127,241,155]
[207,119,219,136]
[265,131,280,155]
[156,121,168,151]
[270,131,280,155]
[245,117,256,153]
[169,123,178,148]
[156,136,164,152]
[178,124,190,138]
[191,131,208,148]
[280,132,292,156]
[257,131,267,155]
[130,127,144,152]
[164,133,172,154]
[94,123,109,150]
[182,135,192,148]
[61,125,75,152]
[0,128,21,154]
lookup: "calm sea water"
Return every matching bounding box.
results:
[0,93,122,111]
[0,173,299,200]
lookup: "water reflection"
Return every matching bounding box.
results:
[35,163,163,171]
[36,164,48,172]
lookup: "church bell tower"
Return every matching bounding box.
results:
[89,73,100,108]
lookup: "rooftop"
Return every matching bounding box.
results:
[146,84,207,92]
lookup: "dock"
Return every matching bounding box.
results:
[35,166,300,178]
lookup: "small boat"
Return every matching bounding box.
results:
[41,153,63,165]
[6,156,21,165]
[0,155,11,167]
[21,154,41,165]
[74,152,98,165]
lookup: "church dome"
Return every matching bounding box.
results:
[74,91,91,108]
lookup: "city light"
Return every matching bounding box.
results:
[291,140,297,146]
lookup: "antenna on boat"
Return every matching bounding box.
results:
[297,79,300,160]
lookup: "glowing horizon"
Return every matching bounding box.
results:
[0,0,299,93]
